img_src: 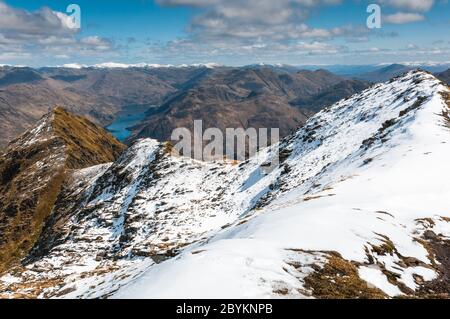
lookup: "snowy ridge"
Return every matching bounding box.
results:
[14,111,55,147]
[0,70,449,298]
[114,70,450,298]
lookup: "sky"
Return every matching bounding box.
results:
[0,0,449,66]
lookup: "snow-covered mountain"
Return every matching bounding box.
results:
[0,70,448,299]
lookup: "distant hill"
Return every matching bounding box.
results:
[290,79,370,112]
[130,67,367,144]
[0,66,205,148]
[436,69,450,84]
[0,67,43,86]
[354,64,413,83]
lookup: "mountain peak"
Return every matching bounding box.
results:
[9,106,125,169]
[112,69,450,299]
[51,107,125,169]
[0,107,124,272]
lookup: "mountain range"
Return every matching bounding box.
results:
[129,68,360,143]
[1,63,448,151]
[0,64,371,149]
[0,70,448,298]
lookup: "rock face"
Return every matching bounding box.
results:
[0,71,449,299]
[0,107,124,272]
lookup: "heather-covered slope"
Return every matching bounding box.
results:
[0,71,448,299]
[0,108,124,273]
[355,64,413,83]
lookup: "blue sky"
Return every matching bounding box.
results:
[0,0,449,66]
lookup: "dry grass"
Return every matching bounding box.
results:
[303,253,387,299]
[0,170,66,274]
[370,234,396,256]
[52,107,125,169]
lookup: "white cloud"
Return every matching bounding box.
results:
[378,0,435,12]
[384,12,425,24]
[0,1,76,36]
[0,1,114,64]
[153,0,369,59]
[134,0,410,65]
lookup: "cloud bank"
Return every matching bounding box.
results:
[0,1,114,63]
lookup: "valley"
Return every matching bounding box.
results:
[106,105,151,142]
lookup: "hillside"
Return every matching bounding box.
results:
[355,64,413,83]
[0,70,448,298]
[130,68,365,143]
[0,108,124,273]
[0,68,120,148]
[290,79,370,112]
[436,69,450,84]
[0,66,205,148]
[116,70,450,299]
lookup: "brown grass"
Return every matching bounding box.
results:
[0,170,66,274]
[440,91,450,129]
[370,234,396,256]
[52,107,125,169]
[303,253,387,299]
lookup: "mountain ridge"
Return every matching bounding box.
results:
[0,70,448,298]
[0,108,124,273]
